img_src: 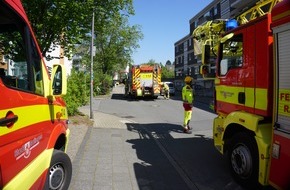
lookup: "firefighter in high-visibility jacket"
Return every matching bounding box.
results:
[162,82,170,99]
[182,76,194,133]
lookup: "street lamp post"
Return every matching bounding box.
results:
[90,11,94,119]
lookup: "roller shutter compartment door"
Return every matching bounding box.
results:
[276,29,290,133]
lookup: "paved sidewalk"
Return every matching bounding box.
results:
[67,86,218,190]
[68,87,145,190]
[66,87,127,163]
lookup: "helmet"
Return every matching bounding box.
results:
[184,76,192,83]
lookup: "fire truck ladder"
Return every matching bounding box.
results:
[192,0,281,56]
[192,20,225,56]
[237,0,282,24]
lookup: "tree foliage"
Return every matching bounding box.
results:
[141,59,174,79]
[64,69,89,115]
[165,60,172,65]
[162,60,174,78]
[22,0,143,64]
[22,0,92,59]
[141,59,159,66]
[161,65,174,79]
[94,10,143,75]
[22,0,143,115]
[64,68,113,116]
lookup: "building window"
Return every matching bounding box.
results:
[214,5,218,16]
[204,11,211,21]
[184,41,188,52]
[194,66,200,75]
[188,67,192,75]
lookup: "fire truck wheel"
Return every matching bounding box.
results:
[227,132,259,188]
[47,149,72,190]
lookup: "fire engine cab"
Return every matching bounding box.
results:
[194,0,290,189]
[0,0,72,189]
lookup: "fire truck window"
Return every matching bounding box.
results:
[0,5,43,95]
[219,34,243,76]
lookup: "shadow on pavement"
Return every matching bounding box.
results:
[126,122,238,190]
[111,92,216,114]
[111,93,161,102]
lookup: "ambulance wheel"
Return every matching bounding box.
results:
[228,132,259,189]
[47,149,72,190]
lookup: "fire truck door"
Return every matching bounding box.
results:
[217,33,245,113]
[140,72,153,88]
[269,26,290,189]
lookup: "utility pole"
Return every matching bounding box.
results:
[90,11,94,119]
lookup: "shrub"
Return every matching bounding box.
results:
[93,72,112,96]
[64,69,113,116]
[64,69,89,115]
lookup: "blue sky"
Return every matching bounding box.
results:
[129,0,213,65]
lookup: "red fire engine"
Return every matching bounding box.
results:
[125,64,161,98]
[0,0,71,189]
[194,0,290,189]
[268,1,290,188]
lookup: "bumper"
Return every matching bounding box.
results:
[213,116,225,154]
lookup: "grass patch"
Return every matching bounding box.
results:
[69,113,94,126]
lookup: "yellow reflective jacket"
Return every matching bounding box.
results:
[163,83,169,91]
[182,84,194,104]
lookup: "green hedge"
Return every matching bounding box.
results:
[64,69,113,116]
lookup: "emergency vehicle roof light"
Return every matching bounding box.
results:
[226,19,238,31]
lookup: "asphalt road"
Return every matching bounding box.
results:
[67,85,245,190]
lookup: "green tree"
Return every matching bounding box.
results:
[21,0,142,63]
[141,59,174,79]
[165,60,172,65]
[22,0,143,114]
[141,59,158,66]
[94,13,143,75]
[22,0,92,59]
[161,65,174,79]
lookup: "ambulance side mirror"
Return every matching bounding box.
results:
[51,64,67,96]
